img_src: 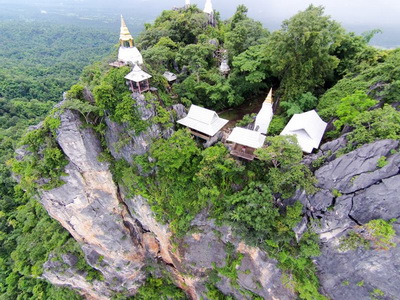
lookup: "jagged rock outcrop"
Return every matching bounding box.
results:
[32,95,294,299]
[43,254,111,300]
[295,139,400,299]
[40,109,147,297]
[27,85,400,300]
[105,94,178,164]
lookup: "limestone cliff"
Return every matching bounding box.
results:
[30,95,293,299]
[20,91,400,299]
[296,138,400,299]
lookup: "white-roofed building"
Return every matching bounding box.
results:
[280,110,327,153]
[177,105,229,140]
[117,15,143,66]
[124,64,152,93]
[163,71,177,82]
[254,88,274,135]
[227,127,266,160]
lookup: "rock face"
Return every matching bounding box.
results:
[34,96,294,299]
[296,139,400,299]
[40,109,147,296]
[30,88,400,300]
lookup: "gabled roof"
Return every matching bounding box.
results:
[163,71,177,82]
[204,0,213,14]
[254,89,274,135]
[227,127,266,149]
[118,47,143,65]
[177,105,228,136]
[280,110,327,153]
[124,64,152,82]
[120,15,133,41]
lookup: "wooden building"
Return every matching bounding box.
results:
[177,105,228,140]
[124,65,152,94]
[227,127,266,160]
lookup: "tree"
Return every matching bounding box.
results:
[225,18,269,58]
[268,5,344,101]
[232,44,271,90]
[280,92,318,117]
[333,91,377,132]
[346,104,400,147]
[255,136,317,198]
[226,182,279,244]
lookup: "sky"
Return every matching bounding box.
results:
[1,0,399,47]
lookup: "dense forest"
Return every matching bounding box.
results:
[0,22,116,299]
[1,4,400,300]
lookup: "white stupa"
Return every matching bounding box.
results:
[203,0,213,14]
[117,15,143,66]
[254,89,274,135]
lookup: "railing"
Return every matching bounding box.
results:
[230,150,255,161]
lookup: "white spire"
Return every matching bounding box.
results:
[185,0,190,6]
[204,0,213,14]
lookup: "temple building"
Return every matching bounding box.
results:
[124,64,152,94]
[280,110,327,153]
[185,0,191,7]
[177,105,229,140]
[254,88,274,134]
[227,127,266,161]
[117,15,143,66]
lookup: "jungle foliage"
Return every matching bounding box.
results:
[2,3,400,300]
[0,21,116,299]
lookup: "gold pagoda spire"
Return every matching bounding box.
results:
[120,15,134,47]
[265,88,273,104]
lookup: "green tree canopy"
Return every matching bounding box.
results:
[268,5,344,101]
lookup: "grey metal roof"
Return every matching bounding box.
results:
[163,71,177,82]
[280,110,327,153]
[227,127,266,149]
[177,104,228,136]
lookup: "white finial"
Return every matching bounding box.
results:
[204,0,213,14]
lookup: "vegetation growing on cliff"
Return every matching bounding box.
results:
[0,22,116,299]
[2,3,400,300]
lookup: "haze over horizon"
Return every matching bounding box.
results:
[1,0,399,47]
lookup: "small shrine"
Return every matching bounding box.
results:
[177,105,229,140]
[254,88,274,135]
[219,59,230,75]
[124,64,152,93]
[117,15,143,66]
[163,71,177,83]
[227,127,266,161]
[280,110,327,153]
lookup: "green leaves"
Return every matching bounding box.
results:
[268,5,344,101]
[333,90,377,132]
